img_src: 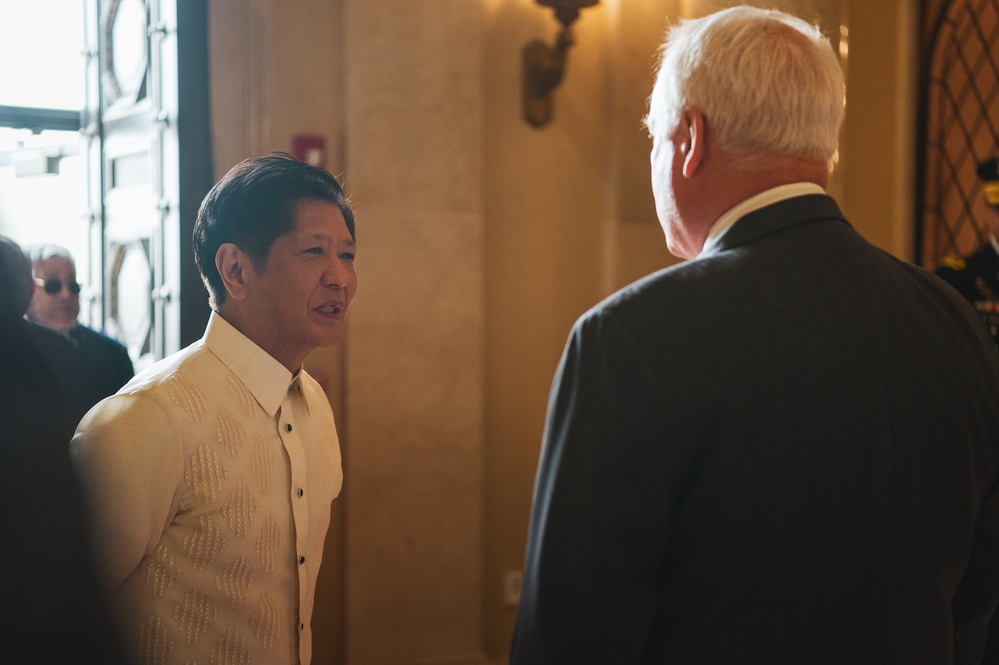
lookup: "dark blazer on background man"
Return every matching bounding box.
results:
[511,194,999,664]
[20,318,91,434]
[69,322,134,406]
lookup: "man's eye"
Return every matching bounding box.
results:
[306,247,323,254]
[339,253,355,261]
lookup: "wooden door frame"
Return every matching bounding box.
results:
[85,0,212,357]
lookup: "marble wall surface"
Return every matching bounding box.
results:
[341,2,487,662]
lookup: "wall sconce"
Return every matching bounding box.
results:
[522,0,599,128]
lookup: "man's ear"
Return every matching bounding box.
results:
[215,243,250,302]
[680,106,706,178]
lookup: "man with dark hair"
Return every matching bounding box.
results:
[72,153,357,665]
[511,7,999,664]
[193,152,355,310]
[935,156,999,345]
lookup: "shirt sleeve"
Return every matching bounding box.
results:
[510,310,699,664]
[71,392,186,590]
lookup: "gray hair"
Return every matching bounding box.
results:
[645,6,845,168]
[27,243,76,268]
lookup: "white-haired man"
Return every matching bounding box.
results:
[511,7,999,664]
[27,243,134,409]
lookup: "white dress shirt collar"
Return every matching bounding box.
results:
[202,310,297,417]
[699,182,827,258]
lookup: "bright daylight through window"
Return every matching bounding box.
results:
[0,2,89,320]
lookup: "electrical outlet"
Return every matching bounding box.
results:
[503,569,523,606]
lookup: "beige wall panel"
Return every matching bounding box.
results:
[838,0,917,258]
[482,0,609,651]
[343,2,486,663]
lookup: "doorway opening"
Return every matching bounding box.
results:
[0,2,92,323]
[1,0,212,367]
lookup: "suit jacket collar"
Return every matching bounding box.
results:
[711,194,850,254]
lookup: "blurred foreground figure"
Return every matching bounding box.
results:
[511,7,999,665]
[0,236,129,664]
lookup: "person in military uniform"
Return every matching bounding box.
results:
[935,158,999,664]
[935,156,999,345]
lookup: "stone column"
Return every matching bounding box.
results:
[342,2,487,663]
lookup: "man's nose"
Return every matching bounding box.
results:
[324,259,350,288]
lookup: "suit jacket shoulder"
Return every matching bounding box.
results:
[526,194,999,664]
[69,323,134,405]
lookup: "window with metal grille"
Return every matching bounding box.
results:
[919,0,999,268]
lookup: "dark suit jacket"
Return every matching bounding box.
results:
[20,318,91,434]
[935,241,999,304]
[19,320,134,431]
[934,241,999,346]
[511,195,999,664]
[0,320,130,664]
[69,323,134,406]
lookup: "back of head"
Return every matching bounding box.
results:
[193,152,355,309]
[647,6,844,169]
[0,236,34,324]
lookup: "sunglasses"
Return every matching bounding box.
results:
[35,278,82,295]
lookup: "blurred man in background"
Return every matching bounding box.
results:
[27,243,134,406]
[935,156,999,345]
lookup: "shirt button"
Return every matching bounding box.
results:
[299,555,305,564]
[285,424,293,432]
[297,488,304,497]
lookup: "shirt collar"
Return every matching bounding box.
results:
[698,182,827,258]
[289,371,311,415]
[203,311,299,417]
